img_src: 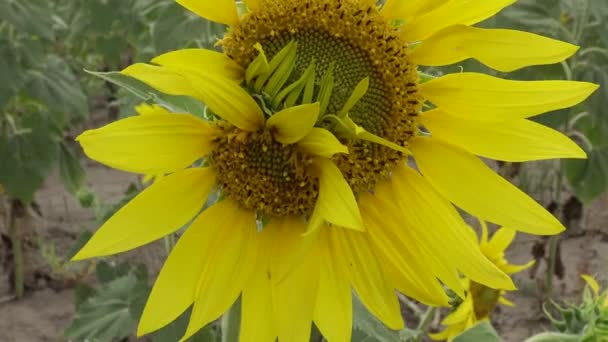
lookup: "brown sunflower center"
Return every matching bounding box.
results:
[212,0,421,217]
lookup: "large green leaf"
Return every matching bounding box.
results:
[564,113,608,202]
[452,321,501,342]
[65,262,149,342]
[25,55,89,122]
[148,2,225,54]
[0,38,24,105]
[524,332,581,342]
[564,147,608,202]
[58,142,85,195]
[0,0,56,40]
[0,113,59,203]
[86,70,207,117]
[352,295,403,342]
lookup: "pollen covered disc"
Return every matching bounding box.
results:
[213,0,422,216]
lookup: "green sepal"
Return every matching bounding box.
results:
[317,61,335,117]
[274,58,316,108]
[338,77,369,118]
[265,42,298,98]
[326,114,408,153]
[254,41,296,93]
[245,43,270,85]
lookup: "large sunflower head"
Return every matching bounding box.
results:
[431,221,534,341]
[73,0,598,341]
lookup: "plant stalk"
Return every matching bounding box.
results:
[415,306,437,342]
[546,235,560,300]
[8,200,24,298]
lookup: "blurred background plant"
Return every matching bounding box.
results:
[0,0,606,341]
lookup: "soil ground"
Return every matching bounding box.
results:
[0,160,606,342]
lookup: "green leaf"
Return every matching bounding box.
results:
[564,147,608,203]
[65,264,149,342]
[149,2,225,53]
[352,294,401,342]
[58,142,85,195]
[73,283,97,310]
[0,38,23,105]
[95,261,133,285]
[85,70,207,118]
[564,117,608,203]
[524,332,581,342]
[0,113,59,203]
[0,0,56,40]
[25,55,89,122]
[452,321,501,342]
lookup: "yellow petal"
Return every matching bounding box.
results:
[135,103,170,116]
[138,196,230,335]
[420,109,586,161]
[360,193,451,306]
[314,229,352,342]
[73,168,215,260]
[176,0,239,26]
[442,296,474,325]
[501,260,535,274]
[480,219,490,246]
[268,218,319,283]
[266,103,320,144]
[498,296,515,307]
[241,227,275,342]
[123,64,264,131]
[243,0,260,10]
[151,49,244,82]
[411,137,565,235]
[420,73,598,120]
[392,165,515,291]
[181,71,265,131]
[485,227,516,256]
[401,0,515,42]
[183,201,259,340]
[412,25,578,71]
[271,224,320,342]
[581,274,600,296]
[341,116,408,153]
[122,63,198,99]
[329,227,404,330]
[77,113,215,174]
[312,158,364,231]
[381,0,448,22]
[297,128,348,158]
[370,182,466,299]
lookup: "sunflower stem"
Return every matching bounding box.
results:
[8,200,25,298]
[414,306,437,341]
[546,236,560,299]
[221,298,241,342]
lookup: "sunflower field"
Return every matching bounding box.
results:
[0,0,607,341]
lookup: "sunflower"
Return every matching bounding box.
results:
[431,221,534,341]
[73,0,598,341]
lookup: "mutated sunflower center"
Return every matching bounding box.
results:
[262,29,390,135]
[213,0,421,217]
